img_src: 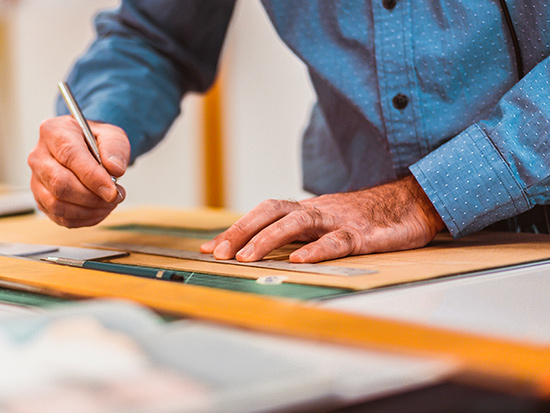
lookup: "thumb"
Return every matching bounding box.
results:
[91,121,131,177]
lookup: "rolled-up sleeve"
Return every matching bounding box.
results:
[411,56,550,237]
[56,0,236,163]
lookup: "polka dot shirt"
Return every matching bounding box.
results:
[65,1,550,237]
[263,0,550,237]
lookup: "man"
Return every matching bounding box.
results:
[28,1,550,263]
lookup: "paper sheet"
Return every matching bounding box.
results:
[324,262,550,345]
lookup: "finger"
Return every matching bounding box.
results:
[29,146,122,209]
[199,237,219,254]
[32,177,117,223]
[91,121,131,177]
[114,184,126,202]
[40,117,118,202]
[235,208,331,262]
[34,193,116,228]
[289,228,362,263]
[44,213,114,229]
[201,199,302,259]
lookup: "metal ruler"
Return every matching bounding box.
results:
[89,242,377,277]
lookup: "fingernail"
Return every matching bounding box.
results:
[237,243,254,261]
[201,239,216,252]
[115,188,125,203]
[213,240,231,259]
[108,155,126,171]
[98,185,116,202]
[290,249,308,263]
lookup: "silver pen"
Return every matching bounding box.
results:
[58,81,117,184]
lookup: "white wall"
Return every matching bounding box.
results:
[0,0,315,215]
[221,1,314,212]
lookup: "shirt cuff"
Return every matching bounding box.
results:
[410,124,531,237]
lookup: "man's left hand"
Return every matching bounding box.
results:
[200,175,445,263]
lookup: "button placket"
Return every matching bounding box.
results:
[373,0,423,174]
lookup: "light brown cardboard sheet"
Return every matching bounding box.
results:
[1,206,550,291]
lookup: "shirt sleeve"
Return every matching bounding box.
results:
[56,0,236,163]
[410,55,550,237]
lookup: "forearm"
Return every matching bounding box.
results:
[57,35,185,163]
[57,0,236,162]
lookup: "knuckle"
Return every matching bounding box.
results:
[344,228,364,254]
[27,148,39,169]
[110,124,128,142]
[39,117,69,141]
[56,217,73,228]
[259,199,283,215]
[48,172,71,200]
[28,142,51,171]
[57,215,89,229]
[228,220,248,237]
[287,210,311,226]
[79,166,100,186]
[38,118,54,138]
[258,198,297,216]
[305,208,324,225]
[97,124,130,151]
[327,229,357,250]
[324,234,341,250]
[288,208,323,227]
[44,197,66,218]
[336,230,355,246]
[55,140,79,167]
[34,198,47,215]
[268,220,288,239]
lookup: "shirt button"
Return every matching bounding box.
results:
[392,94,408,110]
[382,0,397,10]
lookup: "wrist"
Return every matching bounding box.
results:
[402,175,445,233]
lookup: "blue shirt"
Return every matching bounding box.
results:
[58,0,550,238]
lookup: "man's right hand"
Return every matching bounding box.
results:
[28,115,130,228]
